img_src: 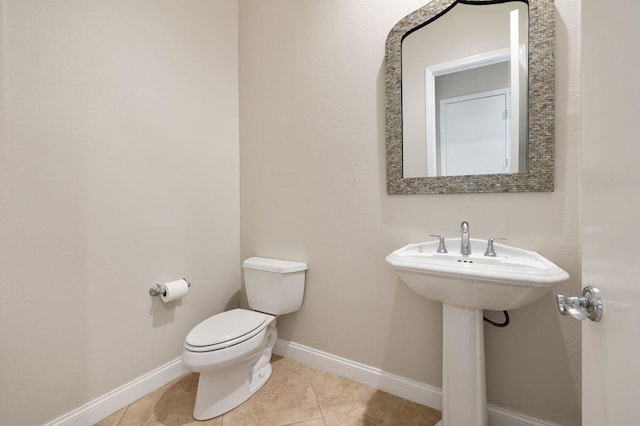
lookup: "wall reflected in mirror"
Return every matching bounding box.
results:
[401,1,528,178]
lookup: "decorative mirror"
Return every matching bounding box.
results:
[385,0,555,194]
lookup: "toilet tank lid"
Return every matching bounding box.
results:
[243,257,307,273]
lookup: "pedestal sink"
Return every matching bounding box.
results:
[386,238,569,426]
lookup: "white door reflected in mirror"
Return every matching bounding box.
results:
[440,90,510,176]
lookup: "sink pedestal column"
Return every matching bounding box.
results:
[437,304,488,426]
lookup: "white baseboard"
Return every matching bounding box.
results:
[46,357,188,426]
[273,339,562,426]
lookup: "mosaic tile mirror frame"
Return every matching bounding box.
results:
[385,0,555,194]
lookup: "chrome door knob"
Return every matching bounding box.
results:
[556,286,603,322]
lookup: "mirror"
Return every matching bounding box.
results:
[403,2,528,178]
[385,0,555,194]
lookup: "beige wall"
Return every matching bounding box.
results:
[240,0,581,424]
[0,1,240,425]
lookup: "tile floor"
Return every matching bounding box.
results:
[96,356,442,425]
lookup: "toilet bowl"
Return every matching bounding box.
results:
[182,257,307,420]
[182,309,278,420]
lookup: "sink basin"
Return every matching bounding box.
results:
[386,238,569,311]
[386,237,569,426]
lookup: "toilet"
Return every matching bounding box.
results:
[182,257,307,420]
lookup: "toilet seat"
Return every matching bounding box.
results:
[185,309,272,353]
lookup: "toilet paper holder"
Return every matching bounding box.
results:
[149,278,191,297]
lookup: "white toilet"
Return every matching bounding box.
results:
[182,257,307,420]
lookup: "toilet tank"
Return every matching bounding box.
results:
[242,257,307,315]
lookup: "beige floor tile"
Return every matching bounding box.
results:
[310,371,378,417]
[221,359,323,426]
[415,403,442,424]
[322,408,369,426]
[95,406,127,426]
[269,356,325,385]
[322,390,436,426]
[286,419,327,426]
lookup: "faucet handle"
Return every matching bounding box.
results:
[484,237,506,257]
[429,235,448,253]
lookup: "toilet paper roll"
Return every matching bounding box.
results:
[160,279,189,303]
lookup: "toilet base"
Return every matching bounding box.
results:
[192,323,277,420]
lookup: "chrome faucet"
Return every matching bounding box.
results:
[460,221,471,255]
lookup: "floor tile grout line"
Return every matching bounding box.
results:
[114,404,129,426]
[307,374,328,422]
